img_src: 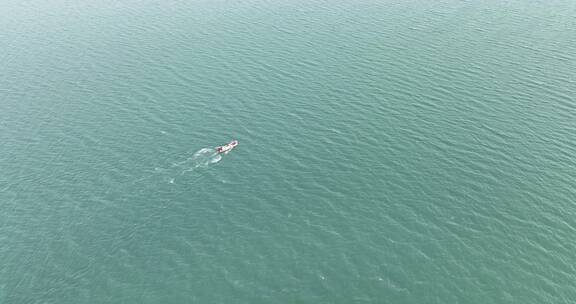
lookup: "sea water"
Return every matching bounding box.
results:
[1,0,575,303]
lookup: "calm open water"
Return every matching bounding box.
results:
[1,0,576,303]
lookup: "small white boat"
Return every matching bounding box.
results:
[216,140,239,154]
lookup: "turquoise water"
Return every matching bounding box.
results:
[2,0,576,302]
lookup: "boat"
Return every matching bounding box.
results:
[216,140,239,154]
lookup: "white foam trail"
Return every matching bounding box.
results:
[191,148,222,167]
[157,147,222,184]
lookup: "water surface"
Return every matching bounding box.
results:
[1,0,576,303]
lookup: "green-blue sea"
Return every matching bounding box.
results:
[2,0,576,303]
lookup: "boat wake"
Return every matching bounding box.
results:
[174,148,222,168]
[154,148,221,184]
